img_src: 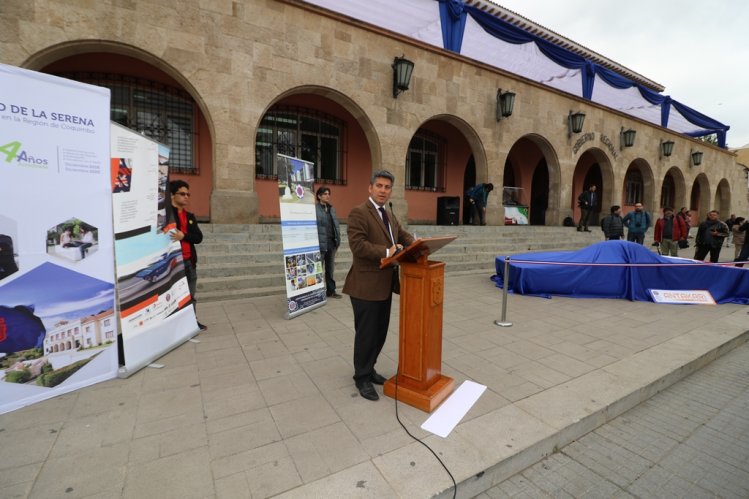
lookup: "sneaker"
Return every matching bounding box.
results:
[198,322,208,331]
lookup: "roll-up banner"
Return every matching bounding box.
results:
[110,123,198,376]
[277,154,326,319]
[0,64,118,414]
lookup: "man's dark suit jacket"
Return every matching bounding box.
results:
[343,201,414,301]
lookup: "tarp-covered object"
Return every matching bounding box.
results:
[492,241,749,304]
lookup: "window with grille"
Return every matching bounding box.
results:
[54,72,198,174]
[255,107,346,184]
[625,169,643,205]
[406,131,446,191]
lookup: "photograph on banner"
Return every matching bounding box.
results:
[0,64,118,413]
[110,124,191,339]
[277,154,326,317]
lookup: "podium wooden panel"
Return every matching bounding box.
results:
[381,237,456,412]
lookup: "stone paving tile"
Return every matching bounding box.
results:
[129,422,208,465]
[123,447,214,499]
[207,410,281,459]
[257,371,320,407]
[249,354,303,380]
[0,422,62,470]
[273,461,397,498]
[285,421,370,482]
[31,442,129,498]
[47,408,137,459]
[269,393,340,439]
[536,353,595,378]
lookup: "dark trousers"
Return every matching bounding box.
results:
[351,295,392,384]
[627,232,645,245]
[577,208,593,229]
[183,259,197,302]
[735,244,749,267]
[322,246,337,294]
[694,245,721,263]
[469,203,485,225]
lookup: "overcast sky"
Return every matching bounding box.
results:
[496,0,749,149]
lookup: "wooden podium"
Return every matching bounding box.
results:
[381,236,456,412]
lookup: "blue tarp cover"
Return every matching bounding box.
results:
[492,241,749,304]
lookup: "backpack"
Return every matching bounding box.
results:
[601,216,607,232]
[563,216,574,227]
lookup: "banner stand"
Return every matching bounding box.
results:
[117,306,199,378]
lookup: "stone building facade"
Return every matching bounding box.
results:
[3,0,745,225]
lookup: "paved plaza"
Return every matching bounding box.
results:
[1,271,747,498]
[481,341,749,498]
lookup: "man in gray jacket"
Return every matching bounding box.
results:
[315,187,342,298]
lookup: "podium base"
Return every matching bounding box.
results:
[383,374,455,413]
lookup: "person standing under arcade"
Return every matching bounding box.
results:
[169,180,206,331]
[343,170,414,401]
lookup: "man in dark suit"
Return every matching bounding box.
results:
[343,170,414,401]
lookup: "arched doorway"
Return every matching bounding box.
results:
[572,148,614,225]
[404,115,486,224]
[32,48,215,219]
[714,178,731,216]
[690,173,711,223]
[254,88,379,221]
[504,135,561,225]
[660,167,686,211]
[530,158,549,225]
[622,159,655,215]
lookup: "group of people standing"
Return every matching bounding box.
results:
[580,184,748,264]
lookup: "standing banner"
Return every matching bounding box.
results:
[110,123,198,376]
[0,64,118,414]
[277,154,326,318]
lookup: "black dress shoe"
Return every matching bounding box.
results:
[371,372,387,385]
[356,381,379,401]
[198,322,208,331]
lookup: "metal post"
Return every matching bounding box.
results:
[494,256,513,327]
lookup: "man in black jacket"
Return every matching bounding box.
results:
[601,205,624,240]
[694,210,729,263]
[577,185,597,232]
[170,180,206,330]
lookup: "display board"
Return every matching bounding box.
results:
[277,154,326,318]
[110,123,198,376]
[0,64,118,413]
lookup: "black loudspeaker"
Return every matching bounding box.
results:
[437,196,460,225]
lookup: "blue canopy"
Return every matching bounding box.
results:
[492,241,749,304]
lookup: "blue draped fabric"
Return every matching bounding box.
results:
[492,241,749,304]
[438,0,467,53]
[463,3,730,147]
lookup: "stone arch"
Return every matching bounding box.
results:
[714,178,731,216]
[572,147,615,224]
[254,85,382,220]
[505,134,562,225]
[661,167,686,211]
[22,41,216,153]
[690,173,711,221]
[404,114,488,223]
[625,158,656,211]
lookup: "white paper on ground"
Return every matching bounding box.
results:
[420,380,487,438]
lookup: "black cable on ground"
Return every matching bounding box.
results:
[393,371,457,499]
